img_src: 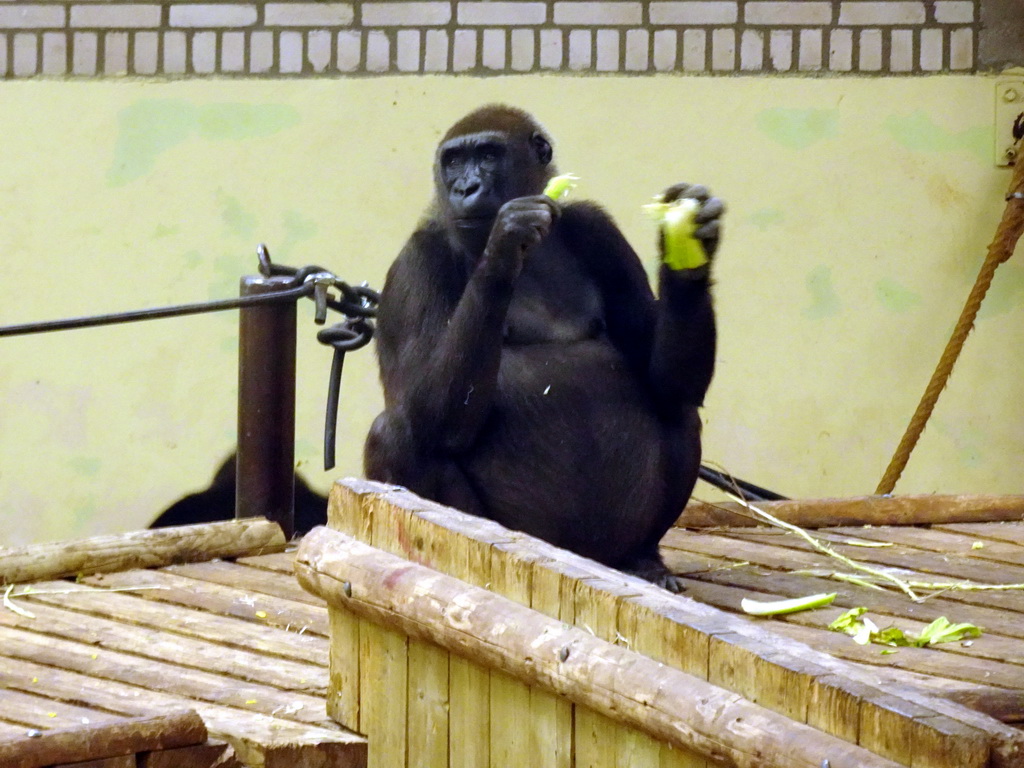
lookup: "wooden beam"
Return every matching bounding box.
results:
[0,518,287,585]
[0,710,206,768]
[295,526,907,768]
[679,495,1024,529]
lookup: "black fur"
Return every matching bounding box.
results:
[150,454,327,534]
[364,105,721,591]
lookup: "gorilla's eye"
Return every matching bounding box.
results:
[478,143,504,164]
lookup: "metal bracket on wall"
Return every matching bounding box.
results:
[996,78,1024,167]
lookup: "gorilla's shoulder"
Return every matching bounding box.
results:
[391,219,452,273]
[558,200,625,246]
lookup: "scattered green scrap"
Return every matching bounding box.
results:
[829,607,981,649]
[740,592,837,617]
[543,173,579,200]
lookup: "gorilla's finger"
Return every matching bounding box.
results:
[695,197,725,224]
[694,220,720,241]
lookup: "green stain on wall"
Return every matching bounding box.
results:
[749,208,785,230]
[803,265,841,318]
[219,193,257,238]
[883,112,991,162]
[934,419,985,468]
[108,101,301,186]
[196,103,299,140]
[152,223,180,239]
[977,262,1024,319]
[875,278,921,313]
[68,456,102,476]
[275,209,319,259]
[755,108,839,150]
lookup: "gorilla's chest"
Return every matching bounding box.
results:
[502,238,604,346]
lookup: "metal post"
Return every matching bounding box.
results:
[236,275,297,539]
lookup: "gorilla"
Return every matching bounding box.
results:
[364,105,722,592]
[150,454,327,535]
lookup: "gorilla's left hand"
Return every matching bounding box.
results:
[661,183,725,261]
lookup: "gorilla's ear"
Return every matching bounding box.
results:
[530,132,553,166]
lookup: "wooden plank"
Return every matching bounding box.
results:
[297,528,910,768]
[574,577,632,768]
[406,640,449,768]
[767,620,1024,691]
[605,594,662,768]
[138,741,240,768]
[164,560,322,606]
[0,626,333,728]
[0,655,366,767]
[935,522,1024,547]
[16,579,328,666]
[327,608,360,729]
[489,542,536,768]
[0,518,286,585]
[529,561,573,768]
[710,528,1024,601]
[0,688,125,730]
[445,518,492,768]
[0,720,35,740]
[910,715,992,768]
[360,491,410,768]
[323,478,367,729]
[81,570,329,636]
[235,551,297,573]
[402,513,451,768]
[620,599,709,768]
[948,690,1024,724]
[0,598,328,695]
[858,693,933,766]
[359,623,408,768]
[680,495,1024,529]
[52,757,134,768]
[807,674,867,744]
[707,630,821,721]
[824,524,1024,566]
[0,710,206,768]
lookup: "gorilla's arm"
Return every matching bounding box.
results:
[376,198,554,454]
[376,228,511,455]
[650,267,716,412]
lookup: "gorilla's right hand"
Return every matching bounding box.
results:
[486,196,559,268]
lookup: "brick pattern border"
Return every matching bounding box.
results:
[0,1,998,78]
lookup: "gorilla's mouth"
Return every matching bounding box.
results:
[454,215,494,229]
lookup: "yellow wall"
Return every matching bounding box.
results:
[1,75,1020,545]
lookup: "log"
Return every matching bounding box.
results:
[0,518,287,585]
[0,710,207,768]
[295,527,905,768]
[679,494,1024,529]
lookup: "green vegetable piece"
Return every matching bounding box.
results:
[828,606,867,632]
[644,197,708,271]
[852,616,878,645]
[739,592,837,617]
[875,627,911,647]
[915,617,982,646]
[543,173,579,200]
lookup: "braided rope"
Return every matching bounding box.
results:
[876,159,1024,495]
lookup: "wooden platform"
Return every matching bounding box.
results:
[297,479,1024,768]
[662,517,1024,726]
[0,524,366,768]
